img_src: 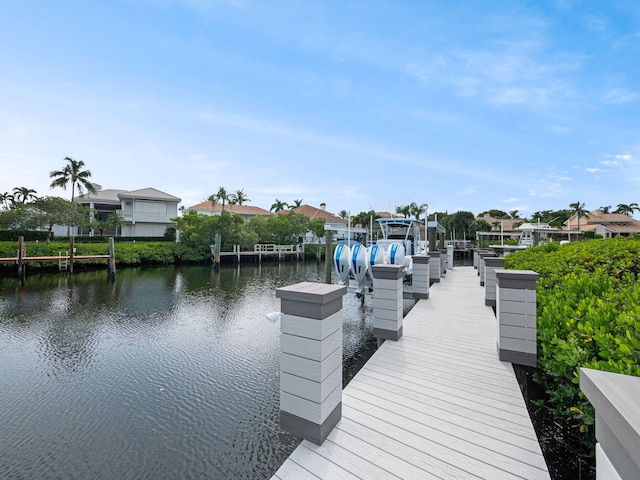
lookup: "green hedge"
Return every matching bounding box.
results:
[0,240,209,269]
[0,230,49,242]
[504,238,640,454]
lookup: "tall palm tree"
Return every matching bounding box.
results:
[410,203,428,220]
[291,198,303,208]
[599,205,611,213]
[614,203,639,216]
[49,157,96,201]
[270,199,288,212]
[395,205,411,218]
[338,210,348,220]
[229,188,250,206]
[214,186,228,211]
[12,187,38,204]
[0,192,13,210]
[569,201,589,230]
[509,210,520,219]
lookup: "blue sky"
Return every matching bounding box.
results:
[1,0,639,218]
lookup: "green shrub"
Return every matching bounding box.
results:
[505,238,640,454]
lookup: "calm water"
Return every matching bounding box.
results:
[0,262,387,480]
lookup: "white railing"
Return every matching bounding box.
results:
[253,244,300,253]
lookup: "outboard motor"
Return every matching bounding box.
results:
[350,244,368,286]
[387,242,406,266]
[367,244,385,271]
[333,243,351,284]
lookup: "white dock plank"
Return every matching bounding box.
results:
[271,266,549,479]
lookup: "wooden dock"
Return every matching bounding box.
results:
[272,266,550,479]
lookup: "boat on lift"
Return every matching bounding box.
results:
[376,217,426,280]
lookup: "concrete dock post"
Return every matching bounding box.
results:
[276,282,347,445]
[495,269,539,367]
[446,244,454,269]
[580,368,640,480]
[440,249,447,275]
[371,264,404,340]
[411,255,430,300]
[478,250,496,286]
[484,257,505,307]
[429,251,441,283]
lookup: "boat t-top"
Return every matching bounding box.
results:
[375,217,426,256]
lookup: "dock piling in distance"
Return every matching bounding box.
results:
[276,282,347,445]
[108,237,116,281]
[484,257,506,307]
[371,264,404,340]
[17,236,25,276]
[495,269,539,367]
[69,237,75,274]
[412,255,430,300]
[429,251,441,282]
[446,244,454,269]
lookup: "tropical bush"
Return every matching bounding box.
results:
[504,238,640,457]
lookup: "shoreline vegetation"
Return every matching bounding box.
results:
[506,237,640,479]
[0,238,329,274]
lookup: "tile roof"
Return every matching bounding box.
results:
[289,205,345,223]
[76,187,181,202]
[188,201,271,216]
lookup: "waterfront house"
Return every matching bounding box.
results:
[286,203,346,230]
[564,209,640,238]
[67,186,181,237]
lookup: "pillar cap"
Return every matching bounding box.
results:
[276,282,347,304]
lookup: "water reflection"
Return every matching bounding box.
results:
[0,262,388,479]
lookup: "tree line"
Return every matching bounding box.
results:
[0,157,120,242]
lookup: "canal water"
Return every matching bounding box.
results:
[0,262,399,479]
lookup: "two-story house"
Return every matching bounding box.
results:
[67,186,181,237]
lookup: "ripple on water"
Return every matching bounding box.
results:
[0,263,380,479]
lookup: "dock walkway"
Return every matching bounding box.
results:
[272,266,550,479]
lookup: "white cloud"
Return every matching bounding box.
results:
[586,167,603,173]
[584,14,608,33]
[602,88,639,104]
[503,197,519,203]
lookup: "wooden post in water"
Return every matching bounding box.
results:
[69,237,75,274]
[212,234,221,270]
[108,237,116,281]
[324,229,333,284]
[17,236,25,276]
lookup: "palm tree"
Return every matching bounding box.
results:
[491,221,501,231]
[509,210,520,219]
[569,201,589,230]
[1,191,15,209]
[291,198,303,208]
[12,187,38,204]
[410,203,428,220]
[614,203,639,216]
[229,188,250,206]
[214,186,228,211]
[270,199,288,212]
[395,205,411,218]
[599,205,611,214]
[338,210,349,220]
[49,157,96,201]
